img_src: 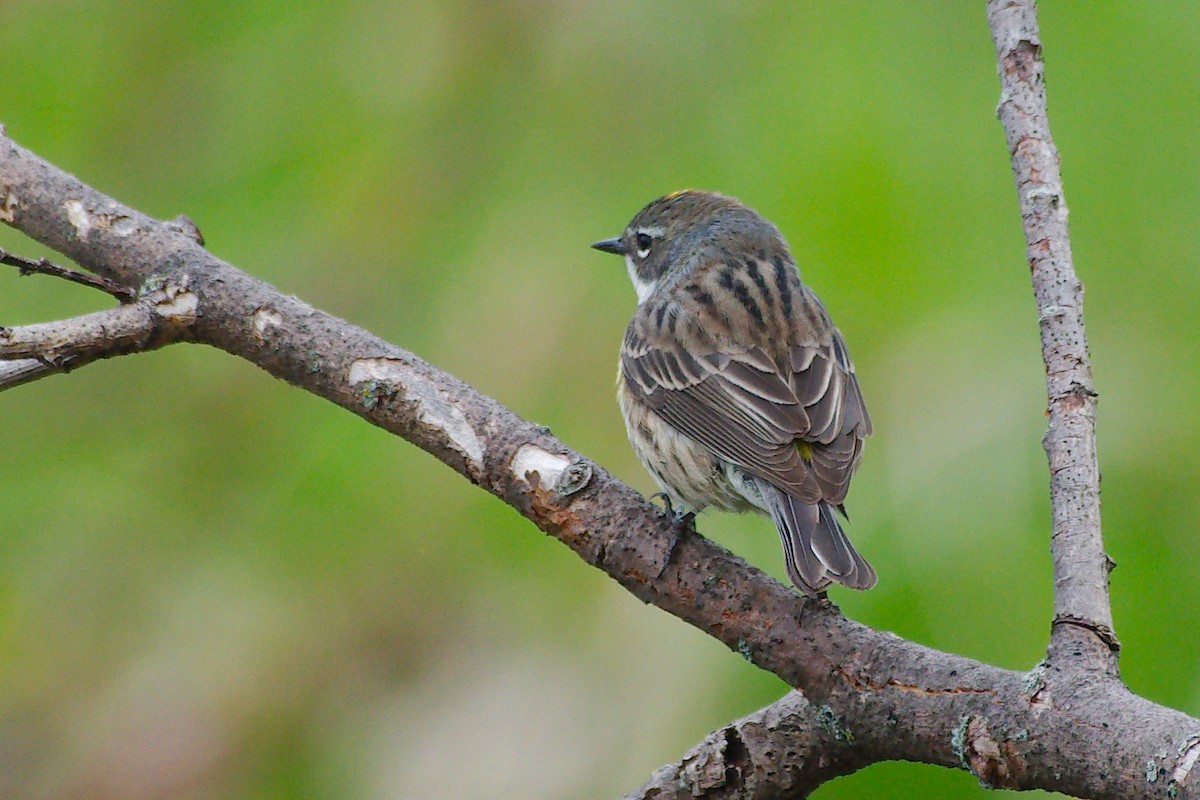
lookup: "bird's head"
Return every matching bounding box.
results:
[592,190,785,304]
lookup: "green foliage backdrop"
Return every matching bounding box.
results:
[2,3,1197,798]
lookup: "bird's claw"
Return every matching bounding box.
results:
[650,492,696,528]
[648,492,695,578]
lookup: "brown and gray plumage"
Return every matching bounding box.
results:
[593,190,875,595]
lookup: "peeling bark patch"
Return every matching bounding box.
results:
[1025,185,1061,205]
[155,288,198,323]
[678,729,734,793]
[0,189,15,222]
[1173,734,1200,785]
[349,357,483,468]
[65,199,91,239]
[253,308,282,339]
[954,717,1025,790]
[63,198,136,240]
[511,444,570,490]
[555,460,593,498]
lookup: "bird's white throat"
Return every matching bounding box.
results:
[625,256,658,304]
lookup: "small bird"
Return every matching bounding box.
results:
[593,190,875,595]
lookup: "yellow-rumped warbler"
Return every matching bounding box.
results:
[593,190,875,595]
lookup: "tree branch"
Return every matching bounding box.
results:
[0,95,1195,800]
[0,282,195,391]
[988,0,1117,668]
[624,692,868,800]
[0,358,57,390]
[0,247,136,301]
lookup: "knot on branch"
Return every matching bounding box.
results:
[677,726,751,795]
[511,445,594,508]
[167,214,204,245]
[952,716,1028,790]
[145,278,199,339]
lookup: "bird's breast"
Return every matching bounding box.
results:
[617,375,757,514]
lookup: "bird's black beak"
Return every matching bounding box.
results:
[591,236,627,256]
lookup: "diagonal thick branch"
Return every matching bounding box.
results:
[0,69,1195,800]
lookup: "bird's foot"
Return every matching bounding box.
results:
[649,492,696,577]
[650,492,696,529]
[795,590,833,627]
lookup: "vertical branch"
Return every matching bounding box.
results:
[988,0,1117,666]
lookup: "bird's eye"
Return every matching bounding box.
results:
[635,232,653,257]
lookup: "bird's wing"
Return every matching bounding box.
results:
[621,296,869,505]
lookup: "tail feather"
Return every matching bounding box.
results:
[762,485,876,595]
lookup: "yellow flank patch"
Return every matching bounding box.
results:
[795,440,813,462]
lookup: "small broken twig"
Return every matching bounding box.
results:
[0,247,136,302]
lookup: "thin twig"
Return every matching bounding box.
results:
[0,247,136,302]
[988,0,1117,668]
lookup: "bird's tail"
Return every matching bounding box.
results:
[762,486,876,595]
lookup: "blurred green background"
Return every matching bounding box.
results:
[1,2,1197,798]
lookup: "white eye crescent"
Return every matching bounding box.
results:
[635,232,653,258]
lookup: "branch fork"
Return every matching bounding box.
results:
[0,257,196,390]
